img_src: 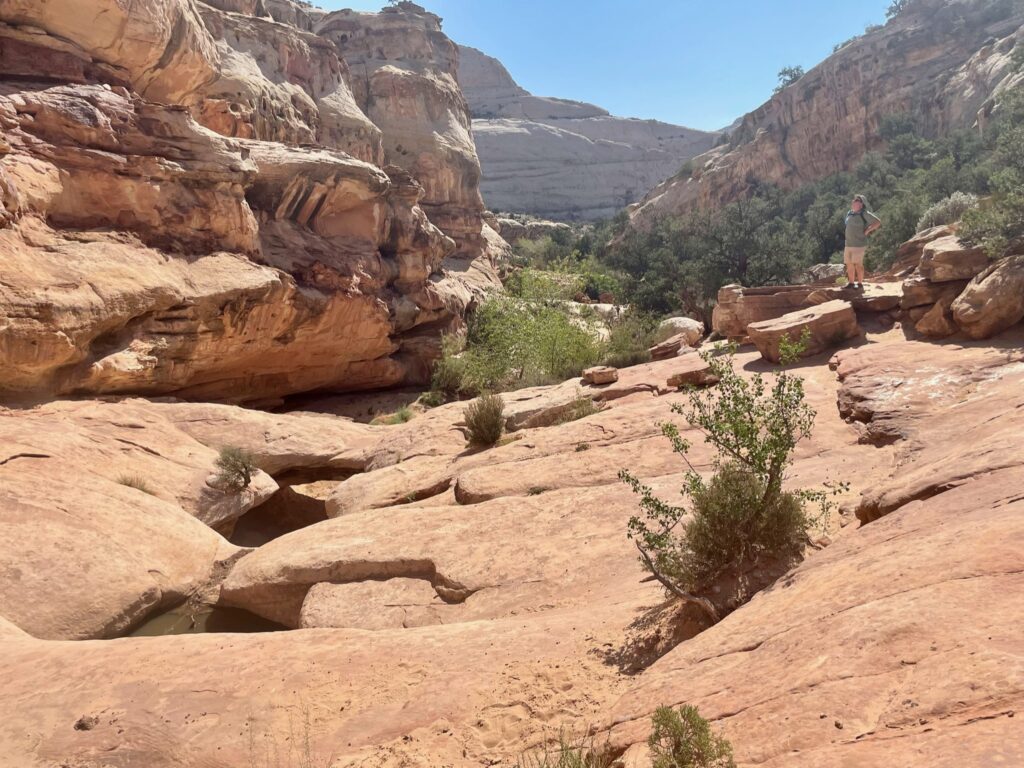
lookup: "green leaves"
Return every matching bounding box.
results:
[621,347,845,611]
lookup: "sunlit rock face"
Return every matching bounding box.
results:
[0,0,502,403]
[459,44,718,221]
[629,0,1024,230]
[317,4,487,260]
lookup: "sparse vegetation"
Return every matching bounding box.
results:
[602,311,657,369]
[774,65,804,93]
[649,706,736,768]
[515,734,614,768]
[116,474,156,496]
[465,393,505,447]
[372,405,414,425]
[556,395,603,425]
[215,446,258,492]
[917,191,979,231]
[620,343,843,622]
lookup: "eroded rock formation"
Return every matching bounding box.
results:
[459,45,718,221]
[630,0,1024,229]
[0,0,503,403]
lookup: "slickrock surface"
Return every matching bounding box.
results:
[0,0,505,403]
[629,0,1024,229]
[459,45,717,221]
[1,328,1022,765]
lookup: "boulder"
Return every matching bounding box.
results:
[952,254,1024,340]
[918,235,989,282]
[655,317,704,346]
[747,300,861,363]
[711,283,746,337]
[915,297,958,338]
[900,276,969,310]
[582,366,619,385]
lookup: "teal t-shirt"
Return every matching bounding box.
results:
[845,209,880,248]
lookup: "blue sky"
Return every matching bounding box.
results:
[319,1,895,131]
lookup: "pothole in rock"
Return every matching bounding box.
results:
[128,604,287,637]
[228,469,352,547]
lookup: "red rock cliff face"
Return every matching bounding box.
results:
[630,0,1024,229]
[0,0,502,403]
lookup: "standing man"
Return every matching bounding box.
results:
[844,194,881,289]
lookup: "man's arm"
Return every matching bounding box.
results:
[866,213,882,236]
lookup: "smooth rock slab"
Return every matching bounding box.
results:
[748,300,860,363]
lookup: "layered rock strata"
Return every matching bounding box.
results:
[0,0,504,402]
[459,45,717,221]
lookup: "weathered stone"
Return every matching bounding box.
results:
[582,366,619,385]
[918,235,990,282]
[915,296,958,338]
[900,276,969,309]
[952,254,1024,339]
[748,300,861,363]
[655,317,704,346]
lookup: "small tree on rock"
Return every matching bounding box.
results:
[620,341,843,623]
[215,446,257,492]
[774,66,804,94]
[649,706,735,768]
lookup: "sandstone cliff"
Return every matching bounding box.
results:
[459,45,718,221]
[630,0,1024,228]
[0,0,503,402]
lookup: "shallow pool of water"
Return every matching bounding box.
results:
[128,604,286,637]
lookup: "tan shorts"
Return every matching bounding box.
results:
[844,246,866,266]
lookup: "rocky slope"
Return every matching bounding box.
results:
[0,0,503,403]
[459,45,717,221]
[630,0,1024,229]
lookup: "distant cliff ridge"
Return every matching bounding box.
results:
[629,0,1024,230]
[459,45,717,222]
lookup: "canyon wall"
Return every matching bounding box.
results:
[459,45,718,221]
[0,0,503,403]
[629,0,1024,229]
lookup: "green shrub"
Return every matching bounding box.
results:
[117,474,155,496]
[620,346,843,622]
[556,395,602,425]
[917,191,979,231]
[431,334,473,400]
[774,65,804,94]
[649,706,735,768]
[372,406,414,425]
[465,393,505,447]
[602,312,657,369]
[215,446,257,492]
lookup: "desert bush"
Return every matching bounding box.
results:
[465,393,505,447]
[372,406,414,425]
[516,734,614,768]
[117,474,156,496]
[649,705,735,768]
[602,312,657,369]
[556,394,603,425]
[916,191,979,231]
[620,345,843,622]
[774,65,804,93]
[215,446,257,492]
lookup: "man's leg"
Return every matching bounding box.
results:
[854,249,866,285]
[844,248,856,285]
